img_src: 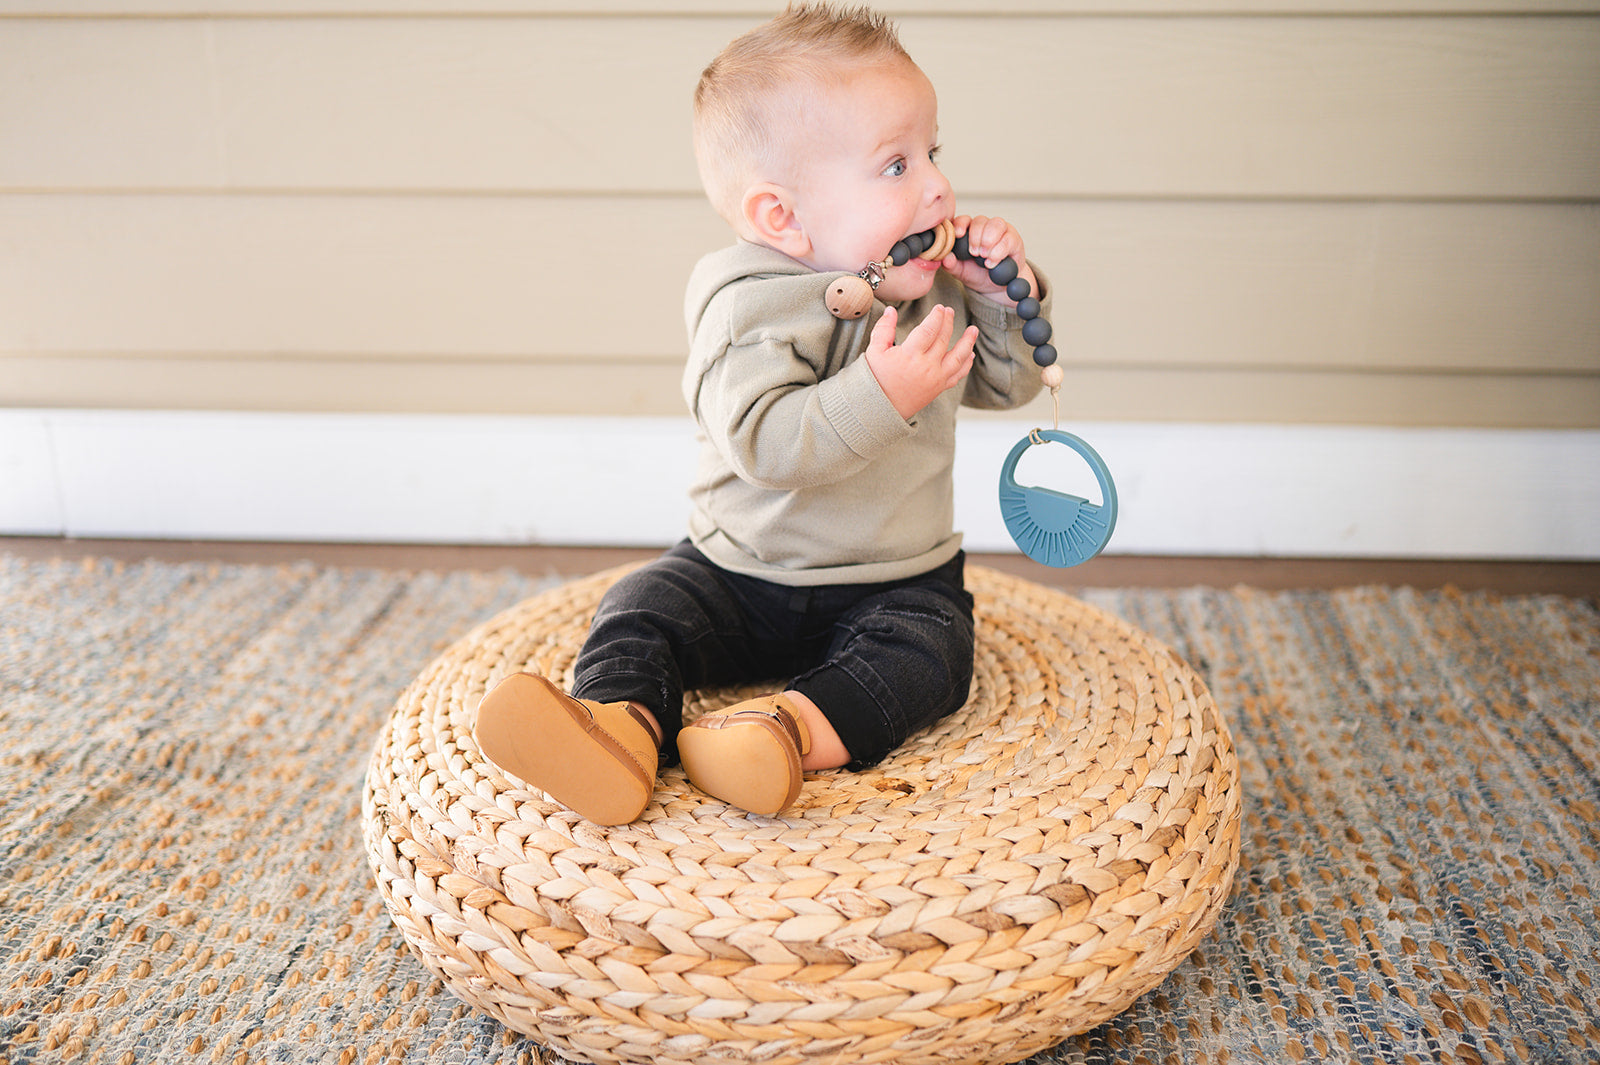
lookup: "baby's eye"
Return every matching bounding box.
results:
[882,158,907,177]
[929,144,943,162]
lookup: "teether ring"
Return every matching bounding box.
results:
[918,218,956,261]
[999,429,1118,569]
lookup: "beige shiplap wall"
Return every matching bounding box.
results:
[1,1,1597,430]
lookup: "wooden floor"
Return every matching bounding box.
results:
[5,537,1597,599]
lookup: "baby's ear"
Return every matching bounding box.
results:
[741,183,812,259]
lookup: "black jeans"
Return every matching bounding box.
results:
[572,541,975,770]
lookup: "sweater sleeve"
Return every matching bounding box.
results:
[958,262,1052,412]
[691,330,912,492]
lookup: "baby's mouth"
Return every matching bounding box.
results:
[888,219,957,267]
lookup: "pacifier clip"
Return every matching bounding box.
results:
[826,221,1117,568]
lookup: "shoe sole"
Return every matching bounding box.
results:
[471,672,652,825]
[679,712,803,816]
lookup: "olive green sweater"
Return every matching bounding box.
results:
[682,241,1048,586]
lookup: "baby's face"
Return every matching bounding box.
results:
[787,61,954,304]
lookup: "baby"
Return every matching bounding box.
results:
[473,2,1049,824]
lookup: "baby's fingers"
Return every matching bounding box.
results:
[936,326,977,389]
[951,325,979,361]
[946,325,978,373]
[867,305,900,354]
[963,216,1022,266]
[903,304,956,355]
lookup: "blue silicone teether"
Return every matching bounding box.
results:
[998,429,1117,568]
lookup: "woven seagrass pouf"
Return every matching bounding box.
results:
[363,564,1242,1065]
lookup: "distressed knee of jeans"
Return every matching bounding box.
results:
[876,603,956,627]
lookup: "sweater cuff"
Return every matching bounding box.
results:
[818,354,913,457]
[965,287,1017,333]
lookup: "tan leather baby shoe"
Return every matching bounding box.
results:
[472,672,660,826]
[678,693,812,816]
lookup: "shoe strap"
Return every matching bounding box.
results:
[623,704,663,749]
[732,696,804,754]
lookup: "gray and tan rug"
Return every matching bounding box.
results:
[2,553,1597,1064]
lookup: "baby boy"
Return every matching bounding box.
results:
[473,2,1050,823]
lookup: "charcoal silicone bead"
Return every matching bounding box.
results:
[1032,343,1058,367]
[1006,277,1031,302]
[1016,297,1041,320]
[905,232,926,256]
[952,234,972,260]
[988,257,1019,286]
[890,242,910,266]
[1022,317,1053,346]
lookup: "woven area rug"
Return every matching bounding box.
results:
[3,553,1598,1065]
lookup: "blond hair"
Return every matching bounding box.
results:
[692,3,912,226]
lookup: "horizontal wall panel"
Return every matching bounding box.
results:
[4,357,1596,429]
[0,19,226,187]
[4,16,1596,199]
[1054,200,1600,376]
[3,195,1594,375]
[0,356,691,417]
[920,15,1600,201]
[0,194,719,361]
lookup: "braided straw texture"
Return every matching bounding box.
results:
[362,564,1242,1065]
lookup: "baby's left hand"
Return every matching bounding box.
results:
[943,215,1040,308]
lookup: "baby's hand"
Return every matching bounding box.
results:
[864,304,977,420]
[944,215,1040,307]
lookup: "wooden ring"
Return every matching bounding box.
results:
[919,219,955,261]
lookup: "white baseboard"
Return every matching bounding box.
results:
[3,409,1597,560]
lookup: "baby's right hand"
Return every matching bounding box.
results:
[863,304,978,421]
